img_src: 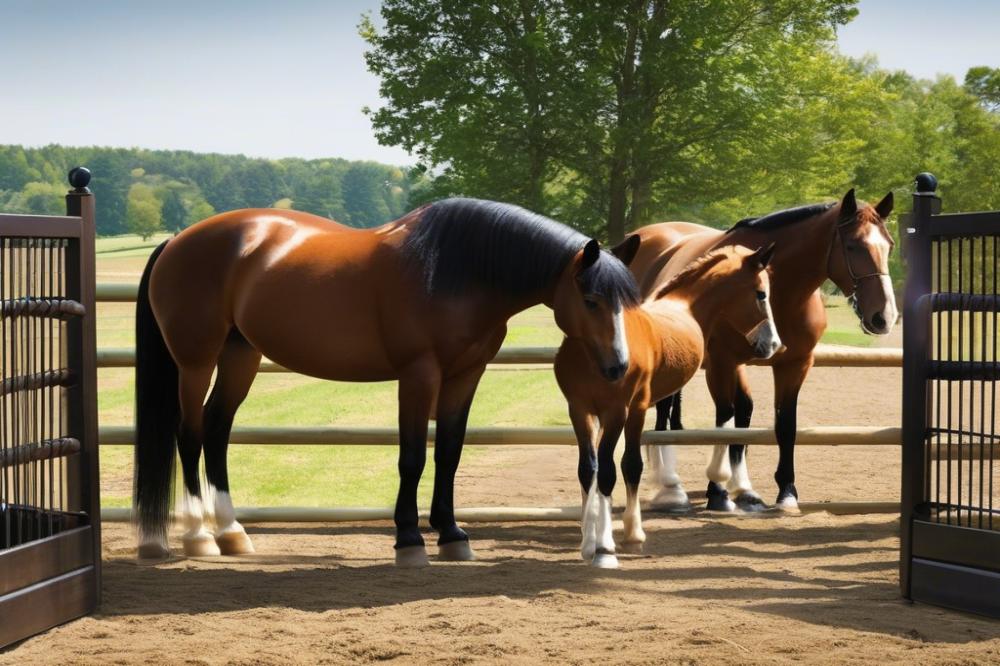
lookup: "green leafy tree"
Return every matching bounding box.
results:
[363,0,859,240]
[160,188,188,233]
[126,183,163,240]
[342,162,391,227]
[187,198,217,226]
[965,66,1000,112]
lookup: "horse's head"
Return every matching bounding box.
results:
[552,235,641,382]
[715,244,781,359]
[827,189,898,335]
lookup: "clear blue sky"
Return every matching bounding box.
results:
[1,0,997,165]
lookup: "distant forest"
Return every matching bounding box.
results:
[0,144,422,237]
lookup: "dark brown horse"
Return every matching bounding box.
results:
[132,199,640,567]
[629,190,896,511]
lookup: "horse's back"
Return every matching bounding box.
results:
[630,222,724,298]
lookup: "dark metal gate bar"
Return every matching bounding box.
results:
[0,169,100,648]
[901,172,1000,617]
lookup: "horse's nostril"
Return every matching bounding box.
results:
[872,312,886,329]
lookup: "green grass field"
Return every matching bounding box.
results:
[95,234,877,509]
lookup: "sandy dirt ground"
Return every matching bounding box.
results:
[7,331,1000,664]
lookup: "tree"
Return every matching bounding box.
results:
[160,188,188,233]
[965,66,1000,112]
[187,198,216,226]
[342,162,391,227]
[364,0,859,240]
[126,183,163,239]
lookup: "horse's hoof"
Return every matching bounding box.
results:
[438,539,475,561]
[215,529,255,555]
[137,541,171,560]
[649,485,691,514]
[619,539,645,554]
[591,551,619,569]
[183,531,222,557]
[395,545,430,568]
[705,494,737,512]
[734,493,768,513]
[775,495,801,513]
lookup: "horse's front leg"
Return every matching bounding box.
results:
[727,365,766,512]
[772,356,812,512]
[585,409,625,569]
[620,407,647,551]
[394,360,441,568]
[705,363,738,512]
[429,365,485,561]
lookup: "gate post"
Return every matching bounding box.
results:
[900,172,939,598]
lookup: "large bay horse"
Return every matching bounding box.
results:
[630,190,896,511]
[556,243,780,567]
[132,199,640,567]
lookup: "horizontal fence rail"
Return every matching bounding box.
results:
[98,425,902,447]
[97,281,902,369]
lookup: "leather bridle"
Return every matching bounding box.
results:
[827,214,891,294]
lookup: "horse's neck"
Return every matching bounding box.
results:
[762,213,837,296]
[668,276,728,335]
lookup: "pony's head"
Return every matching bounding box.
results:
[657,244,781,359]
[827,189,897,335]
[552,235,641,381]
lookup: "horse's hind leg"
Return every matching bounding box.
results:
[430,365,485,562]
[648,394,689,511]
[176,363,220,556]
[203,331,261,555]
[728,366,766,512]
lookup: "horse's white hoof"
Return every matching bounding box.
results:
[183,531,222,557]
[438,540,475,561]
[591,552,619,569]
[137,541,171,560]
[395,545,430,568]
[776,496,800,513]
[215,529,255,555]
[650,485,690,512]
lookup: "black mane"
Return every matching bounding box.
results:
[402,198,639,308]
[728,202,835,232]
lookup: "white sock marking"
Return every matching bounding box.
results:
[706,418,734,484]
[580,477,600,560]
[595,492,615,555]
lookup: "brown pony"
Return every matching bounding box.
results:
[629,190,896,512]
[132,199,641,567]
[555,242,779,567]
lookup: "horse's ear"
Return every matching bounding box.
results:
[610,234,641,266]
[752,242,777,270]
[841,188,857,219]
[579,239,600,272]
[874,191,894,219]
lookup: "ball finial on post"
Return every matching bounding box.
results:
[915,172,937,194]
[68,166,92,193]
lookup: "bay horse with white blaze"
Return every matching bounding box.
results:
[630,189,897,511]
[132,198,640,567]
[556,242,780,568]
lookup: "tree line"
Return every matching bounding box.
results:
[0,145,421,237]
[362,0,1000,255]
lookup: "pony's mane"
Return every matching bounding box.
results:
[654,248,736,299]
[402,198,639,307]
[728,202,835,232]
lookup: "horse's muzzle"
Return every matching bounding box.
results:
[602,362,629,382]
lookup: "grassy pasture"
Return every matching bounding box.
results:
[95,235,876,509]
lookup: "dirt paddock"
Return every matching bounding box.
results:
[7,335,1000,663]
[5,513,1000,665]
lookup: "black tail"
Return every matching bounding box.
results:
[132,241,178,542]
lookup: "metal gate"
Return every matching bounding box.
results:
[901,172,1000,616]
[0,168,100,647]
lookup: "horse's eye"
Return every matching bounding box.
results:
[755,290,767,301]
[584,298,599,310]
